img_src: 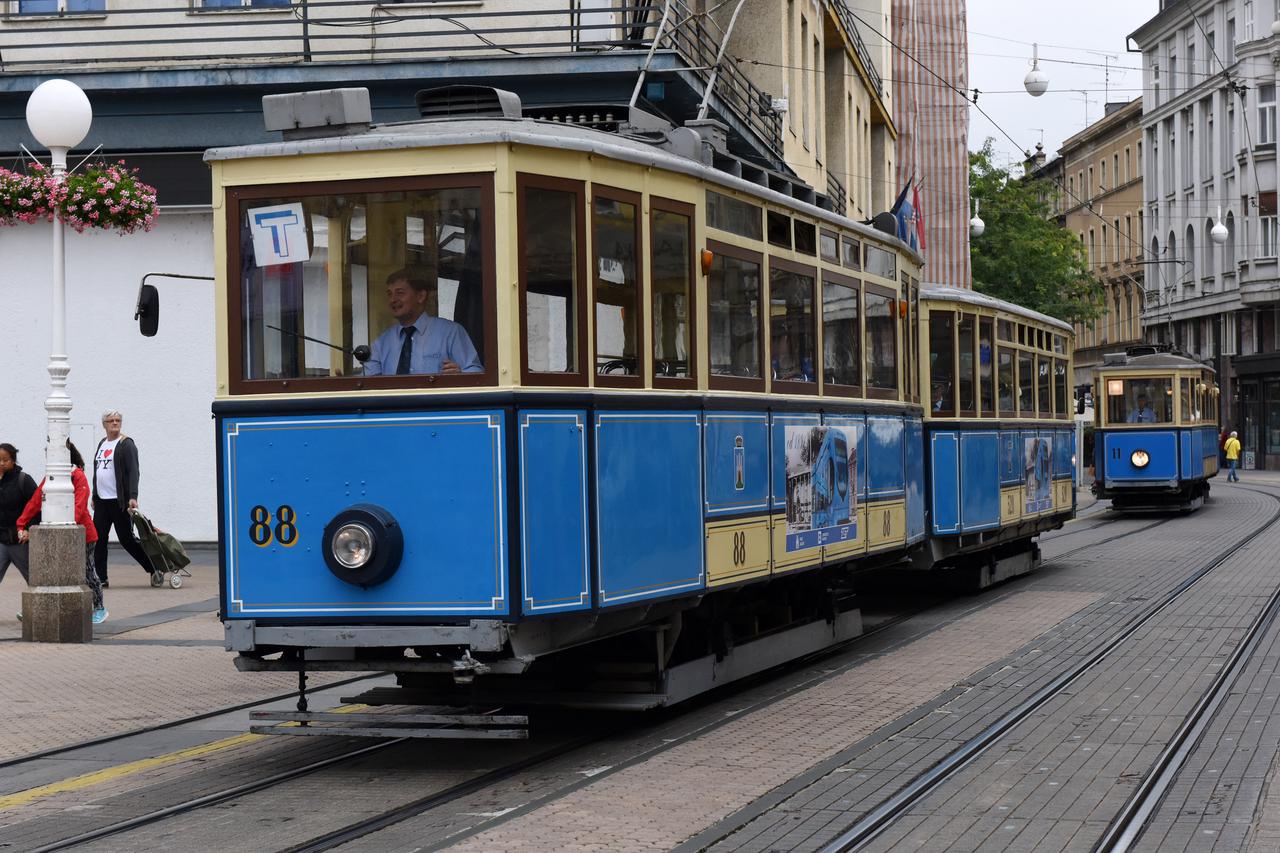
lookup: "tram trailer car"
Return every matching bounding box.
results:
[1092,350,1220,512]
[205,86,1075,712]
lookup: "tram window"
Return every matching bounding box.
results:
[997,349,1016,416]
[708,241,764,388]
[819,229,840,263]
[593,189,641,383]
[822,272,860,392]
[864,288,898,396]
[909,278,920,404]
[1037,356,1052,417]
[520,177,584,382]
[1018,352,1034,416]
[957,313,976,414]
[767,210,793,249]
[979,317,995,416]
[234,178,493,390]
[928,312,956,415]
[794,220,817,255]
[842,236,862,270]
[770,263,816,388]
[650,202,694,384]
[1054,360,1068,418]
[1018,325,1026,345]
[707,190,762,240]
[1053,334,1066,355]
[1107,377,1173,424]
[998,319,1014,341]
[864,243,896,278]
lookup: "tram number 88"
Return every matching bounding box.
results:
[249,504,299,547]
[731,531,748,566]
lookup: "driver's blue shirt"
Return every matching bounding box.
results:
[364,313,482,376]
[1127,406,1157,423]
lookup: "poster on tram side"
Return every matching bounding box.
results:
[1024,436,1053,513]
[784,425,857,552]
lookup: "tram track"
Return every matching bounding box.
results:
[814,484,1280,853]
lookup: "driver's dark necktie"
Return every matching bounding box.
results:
[396,326,413,375]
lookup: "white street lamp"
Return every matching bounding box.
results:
[1211,207,1229,245]
[970,198,986,238]
[26,79,92,526]
[1024,43,1049,97]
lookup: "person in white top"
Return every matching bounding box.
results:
[91,410,156,586]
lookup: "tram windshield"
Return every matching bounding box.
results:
[236,182,488,383]
[1106,377,1173,424]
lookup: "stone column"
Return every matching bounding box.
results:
[22,525,92,643]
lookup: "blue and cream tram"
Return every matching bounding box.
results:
[918,288,1077,587]
[204,87,1075,710]
[1092,349,1220,511]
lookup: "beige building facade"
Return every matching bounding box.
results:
[1061,98,1146,384]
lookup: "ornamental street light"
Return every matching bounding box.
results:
[25,79,92,526]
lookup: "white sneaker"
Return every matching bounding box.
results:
[92,607,108,624]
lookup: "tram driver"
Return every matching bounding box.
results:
[1127,394,1158,424]
[363,269,483,376]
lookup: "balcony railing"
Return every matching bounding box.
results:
[825,0,882,95]
[826,168,848,215]
[0,0,783,156]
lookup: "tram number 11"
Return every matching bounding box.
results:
[249,504,299,547]
[731,531,748,566]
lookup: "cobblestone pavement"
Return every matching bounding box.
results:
[0,547,342,763]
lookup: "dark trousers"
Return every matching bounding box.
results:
[93,497,154,581]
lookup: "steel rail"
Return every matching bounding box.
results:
[27,738,405,853]
[1094,485,1280,852]
[818,487,1280,852]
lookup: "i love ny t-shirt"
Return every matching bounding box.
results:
[96,438,121,500]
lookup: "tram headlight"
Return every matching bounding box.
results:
[1131,449,1150,469]
[332,523,374,569]
[322,504,404,588]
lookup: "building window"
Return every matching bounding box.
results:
[1114,219,1122,263]
[197,0,290,9]
[15,0,104,11]
[1227,19,1236,64]
[1261,215,1278,257]
[1259,84,1276,145]
[1245,0,1255,41]
[1100,159,1107,191]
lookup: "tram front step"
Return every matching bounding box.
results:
[248,709,529,739]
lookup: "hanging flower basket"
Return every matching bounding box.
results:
[0,160,158,234]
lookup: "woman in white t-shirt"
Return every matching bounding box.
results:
[91,410,156,587]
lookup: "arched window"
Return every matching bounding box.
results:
[1226,211,1236,271]
[1151,236,1162,292]
[1204,217,1217,288]
[1185,223,1196,286]
[1167,231,1178,295]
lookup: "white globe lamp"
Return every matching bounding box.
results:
[970,197,985,238]
[1024,43,1049,97]
[26,79,92,168]
[1211,206,1229,245]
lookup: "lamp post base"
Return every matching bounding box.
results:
[21,525,92,643]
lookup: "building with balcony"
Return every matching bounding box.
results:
[0,0,896,538]
[1132,0,1280,469]
[1060,98,1146,386]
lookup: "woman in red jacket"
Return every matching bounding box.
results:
[17,440,106,624]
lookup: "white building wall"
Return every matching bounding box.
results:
[0,211,217,541]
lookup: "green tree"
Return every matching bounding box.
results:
[969,139,1103,324]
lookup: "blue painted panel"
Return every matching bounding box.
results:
[930,431,960,535]
[905,418,926,541]
[704,412,770,517]
[771,413,821,510]
[1054,428,1073,478]
[867,416,906,499]
[824,414,867,500]
[222,410,508,618]
[1179,430,1194,479]
[1101,430,1179,481]
[595,411,704,605]
[960,432,1001,531]
[519,410,590,615]
[999,431,1022,485]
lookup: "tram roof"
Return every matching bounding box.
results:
[918,286,1073,334]
[205,116,923,265]
[1097,351,1216,373]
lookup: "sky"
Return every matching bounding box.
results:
[965,1,1157,168]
